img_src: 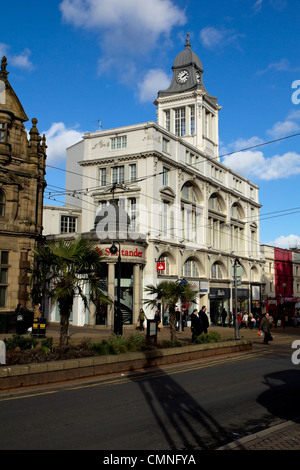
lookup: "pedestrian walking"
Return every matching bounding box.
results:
[191,309,201,342]
[199,306,209,334]
[138,308,145,331]
[181,308,187,331]
[221,308,227,327]
[259,312,273,345]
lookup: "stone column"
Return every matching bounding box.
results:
[88,302,96,326]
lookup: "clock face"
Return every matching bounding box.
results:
[195,71,201,84]
[177,70,189,84]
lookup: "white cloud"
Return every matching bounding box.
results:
[60,0,186,53]
[267,234,300,249]
[43,122,83,163]
[267,119,300,139]
[137,69,171,102]
[267,110,300,138]
[223,149,300,181]
[252,0,263,13]
[200,26,245,50]
[221,110,300,180]
[0,43,33,70]
[59,0,186,95]
[256,58,300,75]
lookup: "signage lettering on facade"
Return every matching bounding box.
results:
[96,246,144,258]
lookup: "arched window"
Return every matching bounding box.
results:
[183,258,199,277]
[0,190,5,217]
[209,194,222,212]
[180,182,202,242]
[211,262,223,279]
[230,203,245,253]
[181,182,198,203]
[208,194,226,249]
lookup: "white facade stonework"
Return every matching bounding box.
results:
[44,38,264,328]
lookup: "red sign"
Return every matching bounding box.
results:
[157,262,165,271]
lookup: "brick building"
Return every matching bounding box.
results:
[0,57,47,324]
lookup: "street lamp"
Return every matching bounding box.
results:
[233,258,241,340]
[109,241,123,336]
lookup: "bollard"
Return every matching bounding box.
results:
[0,340,6,365]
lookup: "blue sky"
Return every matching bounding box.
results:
[1,0,300,248]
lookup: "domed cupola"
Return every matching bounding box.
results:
[156,34,206,98]
[155,35,220,157]
[173,34,203,72]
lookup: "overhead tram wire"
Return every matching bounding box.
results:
[44,180,300,254]
[43,131,300,246]
[45,130,300,190]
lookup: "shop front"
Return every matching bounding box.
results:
[91,242,147,329]
[209,287,231,325]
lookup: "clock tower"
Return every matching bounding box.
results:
[155,34,221,159]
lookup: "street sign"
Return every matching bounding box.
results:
[157,262,165,271]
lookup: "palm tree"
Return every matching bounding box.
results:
[30,237,111,346]
[144,280,196,341]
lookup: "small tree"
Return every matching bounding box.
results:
[30,237,111,346]
[144,280,196,341]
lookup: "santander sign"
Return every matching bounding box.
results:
[96,245,144,259]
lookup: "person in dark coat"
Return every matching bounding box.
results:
[181,308,187,331]
[221,308,227,327]
[199,306,209,334]
[191,309,201,342]
[259,312,273,344]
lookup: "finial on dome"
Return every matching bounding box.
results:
[185,33,191,48]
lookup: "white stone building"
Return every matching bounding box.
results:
[44,36,264,329]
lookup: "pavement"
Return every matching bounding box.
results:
[1,322,300,450]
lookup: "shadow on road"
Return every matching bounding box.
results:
[257,369,300,422]
[128,365,231,450]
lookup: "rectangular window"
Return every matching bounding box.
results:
[165,111,170,132]
[162,137,170,153]
[175,108,186,137]
[129,198,136,231]
[162,167,168,186]
[100,168,106,187]
[190,105,195,135]
[112,166,125,184]
[0,250,8,307]
[60,215,77,233]
[110,135,127,150]
[129,164,136,182]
